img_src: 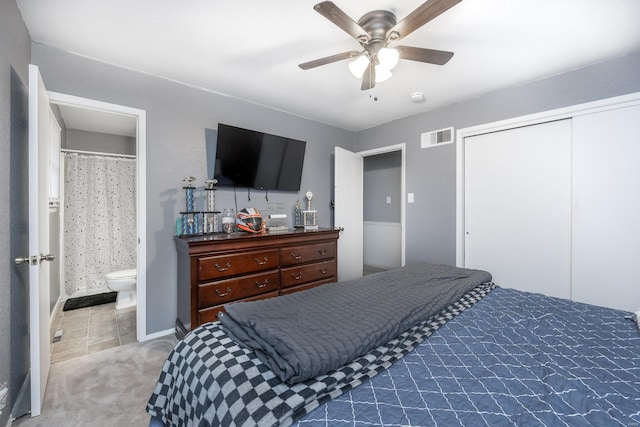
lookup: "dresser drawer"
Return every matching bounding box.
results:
[198,249,279,281]
[198,290,280,325]
[280,260,336,288]
[281,242,336,266]
[280,278,334,295]
[198,271,280,308]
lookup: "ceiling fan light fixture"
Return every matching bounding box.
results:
[348,55,370,78]
[374,66,392,83]
[378,48,399,70]
[302,0,460,91]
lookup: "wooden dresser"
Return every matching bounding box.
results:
[175,228,339,338]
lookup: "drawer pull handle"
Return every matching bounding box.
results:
[254,257,269,265]
[291,253,303,260]
[292,272,303,281]
[318,249,327,256]
[215,287,232,297]
[255,279,269,288]
[319,268,328,274]
[215,262,231,272]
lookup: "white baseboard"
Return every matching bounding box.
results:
[143,328,175,341]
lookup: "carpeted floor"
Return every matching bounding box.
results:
[13,335,177,427]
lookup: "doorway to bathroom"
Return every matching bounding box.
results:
[48,92,147,345]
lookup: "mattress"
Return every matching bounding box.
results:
[147,268,640,426]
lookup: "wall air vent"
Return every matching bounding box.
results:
[421,127,454,148]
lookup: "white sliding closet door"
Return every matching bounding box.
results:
[572,105,640,312]
[464,119,572,298]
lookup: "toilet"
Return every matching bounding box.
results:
[105,268,137,310]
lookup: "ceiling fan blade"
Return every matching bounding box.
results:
[397,45,454,65]
[361,61,376,91]
[387,0,461,41]
[299,50,361,70]
[314,1,371,43]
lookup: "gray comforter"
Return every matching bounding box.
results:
[218,262,491,384]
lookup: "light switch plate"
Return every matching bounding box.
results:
[408,193,415,203]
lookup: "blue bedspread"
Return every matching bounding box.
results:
[293,287,640,426]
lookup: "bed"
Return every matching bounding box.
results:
[147,263,640,426]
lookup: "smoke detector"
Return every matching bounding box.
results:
[410,92,425,103]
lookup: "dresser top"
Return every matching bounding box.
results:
[175,227,339,245]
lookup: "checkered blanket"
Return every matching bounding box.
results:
[146,283,495,426]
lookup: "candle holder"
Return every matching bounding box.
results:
[221,208,236,233]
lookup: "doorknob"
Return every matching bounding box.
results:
[15,256,32,265]
[14,254,55,266]
[39,253,55,262]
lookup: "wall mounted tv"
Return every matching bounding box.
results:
[207,123,306,192]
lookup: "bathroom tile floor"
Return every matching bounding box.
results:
[49,301,137,364]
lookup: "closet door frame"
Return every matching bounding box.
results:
[456,91,640,267]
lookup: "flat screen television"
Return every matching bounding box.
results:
[207,124,306,192]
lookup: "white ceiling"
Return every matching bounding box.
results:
[17,0,640,132]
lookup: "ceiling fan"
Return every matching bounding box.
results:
[299,0,461,90]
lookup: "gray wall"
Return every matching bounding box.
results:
[0,0,31,425]
[31,42,640,335]
[355,52,640,266]
[64,129,136,155]
[31,43,356,335]
[363,152,401,223]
